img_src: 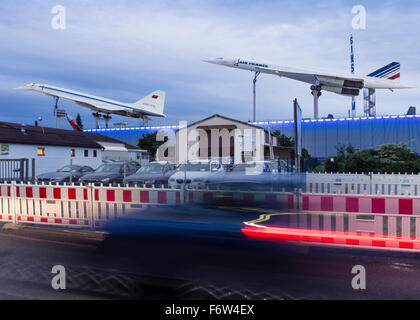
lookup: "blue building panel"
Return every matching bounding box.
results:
[359,119,373,150]
[324,121,338,155]
[85,115,420,159]
[336,120,350,150]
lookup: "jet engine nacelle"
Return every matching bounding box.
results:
[317,76,364,89]
[343,80,364,89]
[322,86,359,96]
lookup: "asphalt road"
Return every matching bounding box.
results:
[1,206,420,300]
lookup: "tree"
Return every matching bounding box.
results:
[76,113,83,130]
[137,131,168,158]
[272,130,311,159]
[324,143,420,174]
[273,130,294,147]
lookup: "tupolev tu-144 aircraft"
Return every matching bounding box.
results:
[16,83,166,127]
[203,57,415,118]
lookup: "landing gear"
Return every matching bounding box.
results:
[104,114,111,128]
[310,85,322,119]
[92,112,112,129]
[53,96,59,128]
[140,116,150,127]
[252,71,260,122]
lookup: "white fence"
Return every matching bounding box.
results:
[306,172,420,196]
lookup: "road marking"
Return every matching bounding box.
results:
[0,232,99,250]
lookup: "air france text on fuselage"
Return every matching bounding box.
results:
[238,60,268,68]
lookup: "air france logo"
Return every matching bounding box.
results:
[238,60,268,68]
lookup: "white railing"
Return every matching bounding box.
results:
[306,172,420,196]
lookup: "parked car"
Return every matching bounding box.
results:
[36,165,94,183]
[79,161,139,185]
[168,160,221,189]
[123,161,177,186]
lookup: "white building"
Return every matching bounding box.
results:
[0,122,142,178]
[156,114,292,164]
[100,140,149,165]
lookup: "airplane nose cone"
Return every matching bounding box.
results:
[201,59,216,64]
[15,83,35,91]
[15,86,30,91]
[202,58,225,65]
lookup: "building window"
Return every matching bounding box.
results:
[70,149,75,157]
[93,150,97,158]
[37,147,45,156]
[84,150,89,157]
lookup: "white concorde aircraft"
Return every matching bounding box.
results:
[203,58,415,96]
[16,83,166,119]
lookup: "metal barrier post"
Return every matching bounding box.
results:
[89,183,95,230]
[69,159,73,184]
[10,181,17,224]
[19,159,24,182]
[294,188,300,213]
[182,161,187,204]
[31,158,35,182]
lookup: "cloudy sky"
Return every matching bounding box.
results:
[0,0,419,129]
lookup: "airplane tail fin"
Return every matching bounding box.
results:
[131,90,166,116]
[65,113,83,132]
[367,62,400,80]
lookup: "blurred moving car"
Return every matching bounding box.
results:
[36,165,94,183]
[194,160,305,191]
[79,161,139,185]
[123,161,177,187]
[168,160,221,189]
[197,161,278,190]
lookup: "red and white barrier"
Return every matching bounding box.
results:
[4,181,420,238]
[301,193,420,215]
[0,182,299,228]
[91,186,183,227]
[237,192,420,251]
[11,183,92,227]
[0,184,14,223]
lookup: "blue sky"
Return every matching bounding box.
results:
[0,0,419,129]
